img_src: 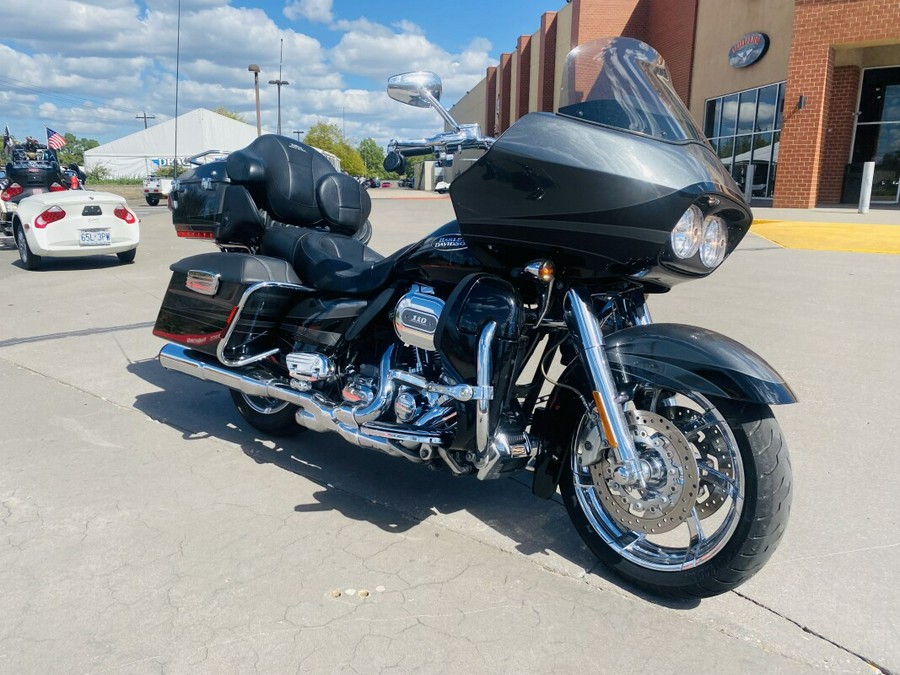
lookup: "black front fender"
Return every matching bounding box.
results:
[605,323,797,405]
[531,323,795,500]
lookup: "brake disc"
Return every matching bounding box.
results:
[664,406,735,519]
[590,410,700,535]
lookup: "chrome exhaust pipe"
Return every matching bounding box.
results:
[158,344,423,461]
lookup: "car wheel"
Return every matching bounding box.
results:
[14,224,41,270]
[117,248,137,264]
[146,195,160,206]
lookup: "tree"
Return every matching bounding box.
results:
[304,122,366,176]
[57,133,99,167]
[358,137,386,176]
[214,106,246,123]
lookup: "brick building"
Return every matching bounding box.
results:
[449,0,900,208]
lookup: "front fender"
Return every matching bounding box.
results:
[530,323,795,500]
[605,323,797,405]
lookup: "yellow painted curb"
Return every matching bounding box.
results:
[750,220,900,255]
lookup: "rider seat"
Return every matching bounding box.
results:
[261,227,412,294]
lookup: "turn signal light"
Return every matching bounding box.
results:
[34,206,66,229]
[114,204,137,224]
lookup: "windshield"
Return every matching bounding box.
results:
[558,37,705,143]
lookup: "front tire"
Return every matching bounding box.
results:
[559,382,791,598]
[15,224,41,270]
[229,389,300,437]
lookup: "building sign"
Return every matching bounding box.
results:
[728,32,769,68]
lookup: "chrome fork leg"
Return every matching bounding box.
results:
[564,288,645,487]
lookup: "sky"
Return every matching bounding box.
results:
[0,0,562,153]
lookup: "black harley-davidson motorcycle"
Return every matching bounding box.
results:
[154,37,794,598]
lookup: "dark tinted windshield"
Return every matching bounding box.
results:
[558,37,705,143]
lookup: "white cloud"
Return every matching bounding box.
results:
[0,0,497,152]
[283,0,333,23]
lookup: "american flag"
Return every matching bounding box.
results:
[47,127,66,150]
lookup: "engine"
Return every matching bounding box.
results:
[393,285,444,351]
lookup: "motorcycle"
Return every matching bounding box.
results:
[154,37,794,598]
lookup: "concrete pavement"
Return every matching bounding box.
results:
[0,197,896,673]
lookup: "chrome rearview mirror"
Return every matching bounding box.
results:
[387,72,443,108]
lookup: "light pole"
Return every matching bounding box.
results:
[248,64,261,136]
[292,130,304,142]
[268,39,289,136]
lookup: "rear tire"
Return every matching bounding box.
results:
[559,383,791,598]
[15,224,41,270]
[145,195,160,206]
[117,248,137,264]
[229,389,300,437]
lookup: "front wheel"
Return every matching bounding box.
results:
[559,381,791,598]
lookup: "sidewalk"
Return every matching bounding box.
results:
[750,204,900,254]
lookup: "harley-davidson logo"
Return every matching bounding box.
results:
[728,32,769,68]
[432,235,467,251]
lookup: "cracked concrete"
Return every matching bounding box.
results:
[0,202,897,673]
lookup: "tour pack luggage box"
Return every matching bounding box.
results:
[153,252,304,359]
[169,160,230,239]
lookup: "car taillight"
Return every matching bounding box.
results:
[49,182,66,192]
[34,206,66,229]
[114,204,137,224]
[2,183,23,201]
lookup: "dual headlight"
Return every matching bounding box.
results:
[670,204,728,269]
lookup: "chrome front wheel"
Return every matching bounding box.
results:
[560,383,791,597]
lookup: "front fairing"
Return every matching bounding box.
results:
[451,37,751,288]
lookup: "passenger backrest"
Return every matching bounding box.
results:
[226,135,335,227]
[316,173,372,235]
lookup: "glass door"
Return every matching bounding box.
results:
[852,66,900,203]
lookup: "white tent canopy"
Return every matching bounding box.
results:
[84,109,264,178]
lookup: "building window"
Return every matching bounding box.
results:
[705,82,785,199]
[851,66,900,203]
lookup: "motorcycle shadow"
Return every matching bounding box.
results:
[127,357,700,609]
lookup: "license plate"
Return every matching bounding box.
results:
[80,229,111,246]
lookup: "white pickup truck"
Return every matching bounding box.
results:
[142,174,174,206]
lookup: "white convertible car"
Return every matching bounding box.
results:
[10,190,140,270]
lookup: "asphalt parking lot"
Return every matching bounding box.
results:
[0,196,897,673]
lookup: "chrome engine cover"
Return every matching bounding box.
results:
[393,285,444,352]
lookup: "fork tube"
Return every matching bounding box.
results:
[564,288,643,484]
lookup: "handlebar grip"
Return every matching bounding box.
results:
[399,146,435,157]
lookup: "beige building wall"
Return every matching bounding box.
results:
[449,77,489,130]
[552,2,574,111]
[510,47,520,124]
[529,27,541,112]
[689,0,794,122]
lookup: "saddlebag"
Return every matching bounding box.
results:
[153,252,309,360]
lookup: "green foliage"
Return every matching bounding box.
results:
[57,133,100,167]
[304,122,367,176]
[214,106,247,123]
[358,137,386,176]
[85,164,112,182]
